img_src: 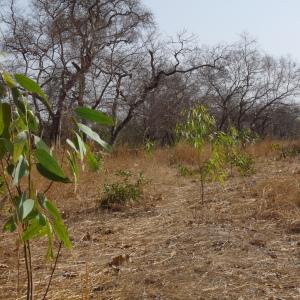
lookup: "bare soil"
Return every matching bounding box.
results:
[1,152,300,299]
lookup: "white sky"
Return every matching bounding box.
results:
[143,0,300,60]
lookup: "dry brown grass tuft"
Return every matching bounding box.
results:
[167,141,211,166]
[246,138,300,159]
[248,169,300,224]
[254,178,300,210]
[246,139,278,158]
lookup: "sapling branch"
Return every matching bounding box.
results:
[42,241,62,300]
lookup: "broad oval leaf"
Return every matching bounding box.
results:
[22,199,35,220]
[13,131,27,163]
[36,163,71,183]
[75,107,113,126]
[12,155,29,185]
[22,220,42,241]
[45,200,72,248]
[14,74,52,113]
[33,135,49,153]
[35,149,70,182]
[27,110,39,133]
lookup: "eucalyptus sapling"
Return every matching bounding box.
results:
[177,105,255,203]
[0,71,113,299]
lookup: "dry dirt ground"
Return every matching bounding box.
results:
[1,147,300,299]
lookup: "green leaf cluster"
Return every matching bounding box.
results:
[176,105,256,201]
[0,71,112,262]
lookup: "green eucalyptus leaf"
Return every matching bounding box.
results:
[13,131,27,163]
[45,221,54,259]
[67,151,79,185]
[22,219,43,241]
[77,123,111,151]
[12,117,27,132]
[14,74,52,113]
[75,133,86,161]
[33,135,49,153]
[53,221,72,248]
[74,107,114,126]
[35,149,70,183]
[86,148,100,171]
[36,164,71,183]
[2,72,16,88]
[12,155,28,185]
[45,200,72,248]
[27,110,39,133]
[66,138,78,153]
[36,213,47,226]
[44,200,60,220]
[21,199,35,220]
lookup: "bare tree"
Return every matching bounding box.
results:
[1,0,152,143]
[199,35,300,134]
[105,33,222,144]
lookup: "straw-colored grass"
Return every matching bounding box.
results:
[1,140,300,299]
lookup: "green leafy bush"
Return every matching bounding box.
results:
[177,164,197,177]
[232,153,255,175]
[176,105,256,202]
[100,171,145,209]
[144,139,155,155]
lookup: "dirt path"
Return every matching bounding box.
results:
[1,158,300,299]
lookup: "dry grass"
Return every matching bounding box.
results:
[246,138,300,159]
[254,178,300,209]
[1,141,300,299]
[163,141,211,167]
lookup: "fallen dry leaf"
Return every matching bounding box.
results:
[109,254,130,267]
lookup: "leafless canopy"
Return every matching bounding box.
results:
[1,3,300,144]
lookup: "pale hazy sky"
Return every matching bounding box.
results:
[143,0,300,60]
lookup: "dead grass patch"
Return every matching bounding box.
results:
[167,142,211,166]
[247,139,300,159]
[3,141,300,299]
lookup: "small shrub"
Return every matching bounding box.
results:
[271,142,281,152]
[233,153,255,175]
[100,171,146,209]
[177,164,196,177]
[279,144,300,159]
[144,139,155,156]
[176,105,256,202]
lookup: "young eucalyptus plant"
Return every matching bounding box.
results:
[0,71,113,300]
[177,105,255,203]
